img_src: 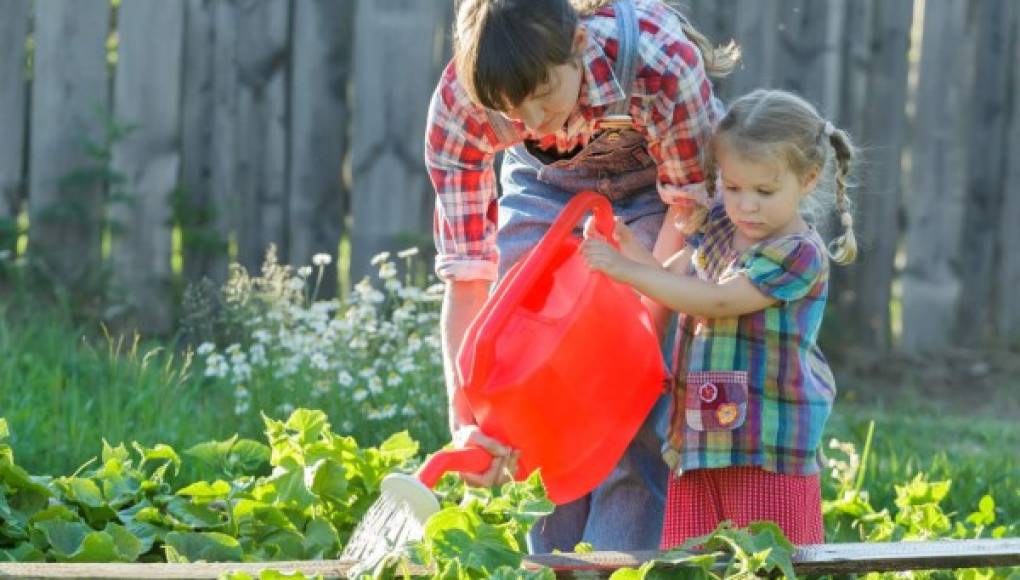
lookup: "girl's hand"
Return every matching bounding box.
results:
[583,216,646,263]
[581,238,633,280]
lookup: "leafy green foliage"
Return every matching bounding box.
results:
[409,471,555,579]
[0,409,416,564]
[607,521,794,580]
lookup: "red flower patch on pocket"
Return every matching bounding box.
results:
[684,371,749,431]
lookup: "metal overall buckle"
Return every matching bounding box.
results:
[595,114,633,143]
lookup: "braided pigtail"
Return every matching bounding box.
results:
[825,123,857,265]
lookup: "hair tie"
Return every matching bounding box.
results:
[840,210,853,228]
[823,121,836,137]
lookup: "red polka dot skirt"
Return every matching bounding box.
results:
[660,466,824,549]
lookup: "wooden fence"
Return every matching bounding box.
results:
[0,0,1018,353]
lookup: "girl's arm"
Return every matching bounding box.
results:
[645,205,691,338]
[581,239,778,318]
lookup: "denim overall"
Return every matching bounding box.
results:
[491,0,671,553]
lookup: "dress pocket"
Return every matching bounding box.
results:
[684,370,749,431]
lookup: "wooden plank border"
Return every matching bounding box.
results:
[1,539,1018,579]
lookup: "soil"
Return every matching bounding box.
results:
[832,346,1020,421]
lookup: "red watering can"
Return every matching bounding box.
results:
[391,192,665,519]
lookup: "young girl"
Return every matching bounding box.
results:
[427,0,738,553]
[581,89,858,545]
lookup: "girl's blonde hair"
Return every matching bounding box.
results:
[700,89,858,265]
[453,0,739,111]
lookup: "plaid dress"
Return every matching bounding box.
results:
[663,204,836,476]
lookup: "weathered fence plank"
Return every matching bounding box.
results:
[288,0,355,298]
[28,0,110,288]
[235,0,290,272]
[996,4,1020,341]
[0,0,29,250]
[725,1,781,99]
[1,539,1018,578]
[900,0,975,353]
[769,0,845,119]
[180,0,231,285]
[109,0,185,334]
[350,0,454,282]
[958,0,1016,344]
[682,0,742,104]
[830,0,913,349]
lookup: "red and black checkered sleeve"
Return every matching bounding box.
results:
[425,66,503,282]
[638,28,722,210]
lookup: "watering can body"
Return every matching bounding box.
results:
[452,192,667,505]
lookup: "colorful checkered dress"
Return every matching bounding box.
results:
[663,204,836,476]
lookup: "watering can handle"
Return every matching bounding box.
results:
[469,192,616,385]
[417,446,495,489]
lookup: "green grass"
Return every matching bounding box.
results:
[0,301,242,481]
[825,397,1020,527]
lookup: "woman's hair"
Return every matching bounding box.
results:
[702,89,859,264]
[453,0,740,111]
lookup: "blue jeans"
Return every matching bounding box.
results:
[497,144,670,552]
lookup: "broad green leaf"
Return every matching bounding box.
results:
[284,409,328,444]
[164,544,189,563]
[177,480,232,501]
[379,431,418,462]
[0,461,52,498]
[104,522,143,561]
[165,531,243,562]
[263,469,316,510]
[101,440,131,465]
[35,520,91,557]
[301,517,339,559]
[28,503,77,525]
[36,520,130,563]
[227,439,271,474]
[165,497,225,529]
[309,458,347,503]
[118,514,164,554]
[0,542,45,562]
[187,436,239,473]
[64,530,124,563]
[133,442,182,476]
[185,438,268,477]
[255,529,306,560]
[63,477,105,508]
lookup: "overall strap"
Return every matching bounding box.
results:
[609,0,640,116]
[485,109,519,146]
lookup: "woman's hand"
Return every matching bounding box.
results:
[452,425,520,488]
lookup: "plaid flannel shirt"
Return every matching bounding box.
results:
[426,0,721,281]
[664,204,837,476]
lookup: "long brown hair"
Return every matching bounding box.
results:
[453,0,739,111]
